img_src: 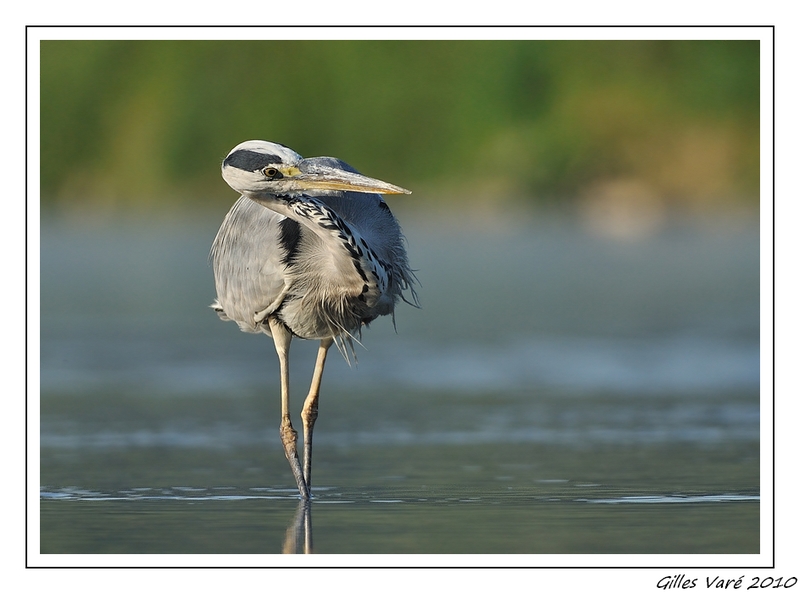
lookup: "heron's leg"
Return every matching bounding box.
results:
[269,317,310,499]
[301,337,334,488]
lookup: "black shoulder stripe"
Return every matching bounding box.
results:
[278,217,302,266]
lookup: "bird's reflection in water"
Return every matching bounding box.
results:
[282,499,313,554]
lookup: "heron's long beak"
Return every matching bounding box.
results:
[285,167,411,195]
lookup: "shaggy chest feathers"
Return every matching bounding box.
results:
[273,212,393,340]
[211,191,413,347]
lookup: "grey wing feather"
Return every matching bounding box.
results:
[210,196,288,334]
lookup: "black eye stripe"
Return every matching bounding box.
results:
[224,150,283,172]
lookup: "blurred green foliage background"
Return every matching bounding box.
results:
[40,39,760,214]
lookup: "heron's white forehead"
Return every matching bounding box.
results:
[227,140,303,165]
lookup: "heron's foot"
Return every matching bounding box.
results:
[280,421,310,499]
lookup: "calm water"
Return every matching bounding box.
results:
[38,211,760,557]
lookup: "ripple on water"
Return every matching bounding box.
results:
[40,486,759,506]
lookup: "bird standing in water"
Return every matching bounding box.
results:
[211,140,417,499]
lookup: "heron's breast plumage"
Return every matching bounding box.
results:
[211,193,414,342]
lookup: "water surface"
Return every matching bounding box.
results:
[38,213,760,557]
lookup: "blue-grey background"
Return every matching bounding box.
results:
[38,39,760,554]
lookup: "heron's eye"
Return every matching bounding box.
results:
[262,167,281,178]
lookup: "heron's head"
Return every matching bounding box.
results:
[221,140,411,198]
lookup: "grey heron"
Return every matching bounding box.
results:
[211,140,417,499]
